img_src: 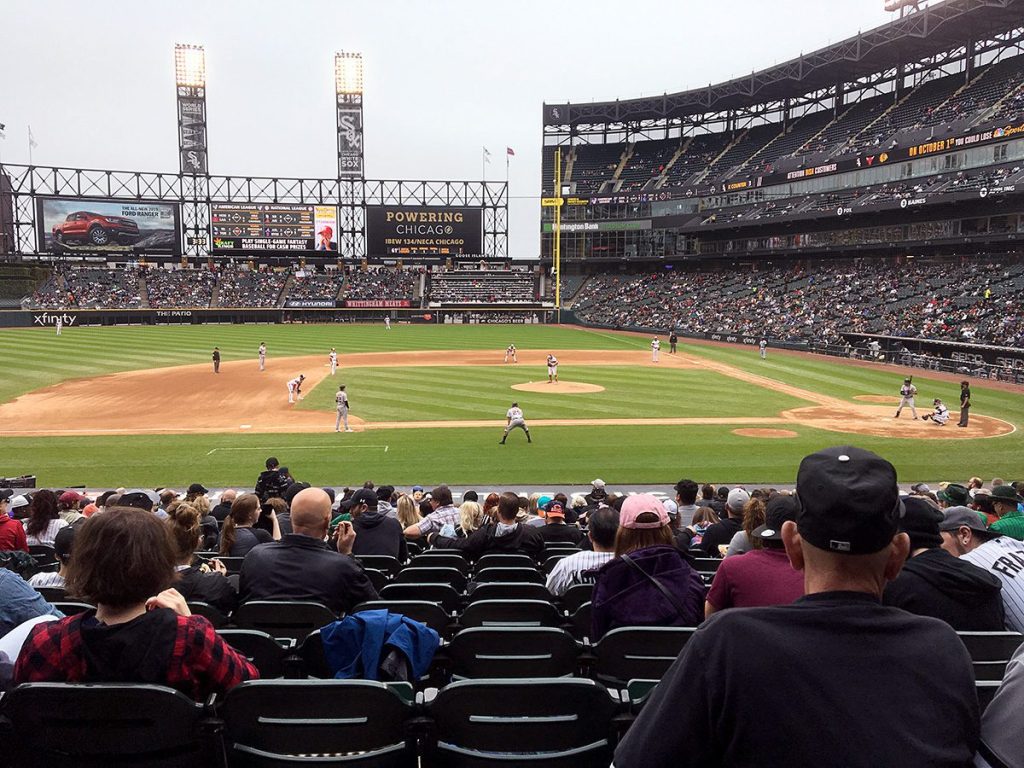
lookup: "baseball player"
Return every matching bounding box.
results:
[759,339,767,359]
[651,337,661,362]
[547,354,558,384]
[958,380,971,428]
[335,385,352,432]
[504,344,518,364]
[923,398,950,426]
[893,377,919,419]
[329,348,338,376]
[55,316,63,337]
[287,374,305,404]
[500,402,531,444]
[384,316,391,331]
[258,342,266,371]
[212,347,220,374]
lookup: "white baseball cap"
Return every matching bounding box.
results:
[727,488,751,512]
[591,479,606,489]
[10,494,30,510]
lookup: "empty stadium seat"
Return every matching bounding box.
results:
[393,566,467,592]
[51,601,94,616]
[446,627,580,680]
[187,601,229,628]
[957,631,1024,661]
[232,601,336,642]
[33,586,67,602]
[560,583,594,614]
[356,554,403,577]
[409,553,469,573]
[475,553,536,570]
[465,582,553,604]
[218,629,290,679]
[458,599,563,629]
[380,583,462,613]
[473,566,545,585]
[591,626,697,687]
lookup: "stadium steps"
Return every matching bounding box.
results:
[277,275,295,308]
[563,147,577,188]
[654,137,692,189]
[693,128,748,184]
[209,282,220,308]
[929,68,986,125]
[137,275,150,308]
[611,145,634,190]
[977,76,1024,125]
[842,86,912,154]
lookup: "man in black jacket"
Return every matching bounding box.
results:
[429,492,544,561]
[254,457,291,502]
[883,496,1004,630]
[538,502,585,545]
[699,488,749,557]
[238,487,378,615]
[347,487,408,561]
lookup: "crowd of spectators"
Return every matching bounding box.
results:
[572,258,1024,348]
[30,268,141,309]
[429,270,537,304]
[216,267,289,308]
[287,270,345,301]
[144,268,217,308]
[343,267,418,301]
[1,450,1023,765]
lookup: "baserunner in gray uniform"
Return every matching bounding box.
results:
[335,385,352,432]
[500,402,531,444]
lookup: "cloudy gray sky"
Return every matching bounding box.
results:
[1,0,898,256]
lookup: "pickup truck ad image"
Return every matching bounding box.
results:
[38,197,180,253]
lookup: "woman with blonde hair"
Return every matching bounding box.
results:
[218,493,280,557]
[395,494,421,530]
[458,501,485,536]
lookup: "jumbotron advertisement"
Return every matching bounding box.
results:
[38,197,181,253]
[366,205,482,256]
[210,203,338,251]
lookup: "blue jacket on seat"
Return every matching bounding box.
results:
[320,609,440,681]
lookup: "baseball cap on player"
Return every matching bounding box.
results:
[795,446,903,555]
[620,494,670,529]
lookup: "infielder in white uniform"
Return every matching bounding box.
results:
[759,339,767,359]
[504,344,517,363]
[329,348,338,375]
[384,316,391,330]
[287,374,305,404]
[893,377,919,419]
[547,354,558,383]
[258,342,266,371]
[500,402,531,444]
[651,338,661,362]
[922,398,950,425]
[335,385,352,432]
[55,316,63,336]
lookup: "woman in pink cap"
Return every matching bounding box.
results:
[590,494,705,639]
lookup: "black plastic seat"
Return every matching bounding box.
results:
[410,553,469,573]
[392,566,467,592]
[352,600,452,638]
[475,553,536,571]
[560,583,594,614]
[542,554,570,574]
[568,602,593,641]
[3,682,213,767]
[33,586,67,602]
[187,601,229,628]
[51,601,94,616]
[427,678,616,768]
[592,626,697,686]
[232,600,336,642]
[465,582,552,604]
[692,557,722,573]
[223,679,416,767]
[216,556,245,575]
[458,599,563,629]
[218,629,288,678]
[364,568,389,593]
[447,627,580,679]
[977,680,1002,714]
[356,554,403,577]
[380,583,462,613]
[958,631,1024,661]
[27,544,57,569]
[473,567,544,585]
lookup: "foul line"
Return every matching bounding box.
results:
[205,445,389,456]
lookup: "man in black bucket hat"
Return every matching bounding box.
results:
[613,446,979,768]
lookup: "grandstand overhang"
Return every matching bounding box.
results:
[543,0,1023,128]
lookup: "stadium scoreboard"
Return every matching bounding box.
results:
[210,203,337,251]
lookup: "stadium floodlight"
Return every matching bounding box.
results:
[335,52,364,97]
[175,44,206,88]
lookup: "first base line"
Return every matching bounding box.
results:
[205,445,389,456]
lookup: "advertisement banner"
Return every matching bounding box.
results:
[541,219,652,233]
[344,299,412,308]
[285,299,337,308]
[366,206,483,257]
[210,203,335,251]
[38,197,181,253]
[337,104,364,179]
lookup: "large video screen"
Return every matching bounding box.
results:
[38,197,181,253]
[366,206,482,257]
[210,203,337,251]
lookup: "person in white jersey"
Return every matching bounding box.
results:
[335,385,352,432]
[258,342,267,371]
[759,339,767,359]
[651,338,661,362]
[287,374,305,404]
[894,377,919,419]
[329,348,338,375]
[500,402,531,444]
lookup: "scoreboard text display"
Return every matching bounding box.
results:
[210,203,337,251]
[366,206,483,256]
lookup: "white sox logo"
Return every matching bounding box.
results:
[339,115,362,150]
[33,312,77,327]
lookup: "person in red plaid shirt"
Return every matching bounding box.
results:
[14,506,257,700]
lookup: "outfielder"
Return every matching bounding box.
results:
[504,344,517,363]
[923,398,950,426]
[55,316,63,336]
[893,377,919,419]
[258,342,266,371]
[287,374,305,404]
[384,316,391,331]
[335,385,352,432]
[329,348,338,375]
[500,402,531,444]
[651,338,661,362]
[547,354,559,383]
[759,339,767,359]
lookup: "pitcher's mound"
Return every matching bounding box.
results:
[854,395,900,403]
[732,428,799,439]
[511,381,605,394]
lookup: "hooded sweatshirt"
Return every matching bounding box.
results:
[352,506,407,560]
[883,547,1005,630]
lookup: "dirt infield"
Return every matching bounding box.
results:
[0,348,1013,439]
[854,395,900,404]
[511,381,606,394]
[732,429,799,438]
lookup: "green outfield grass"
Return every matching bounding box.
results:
[0,323,1020,486]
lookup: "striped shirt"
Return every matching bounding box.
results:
[545,550,614,596]
[23,518,69,548]
[962,537,1024,633]
[28,571,66,589]
[417,505,462,536]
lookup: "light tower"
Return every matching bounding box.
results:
[175,44,208,175]
[334,52,364,179]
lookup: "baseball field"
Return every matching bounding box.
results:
[0,322,1020,487]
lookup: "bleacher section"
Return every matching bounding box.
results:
[343,267,418,301]
[287,271,345,303]
[429,270,537,304]
[568,143,626,193]
[216,269,289,308]
[145,268,217,309]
